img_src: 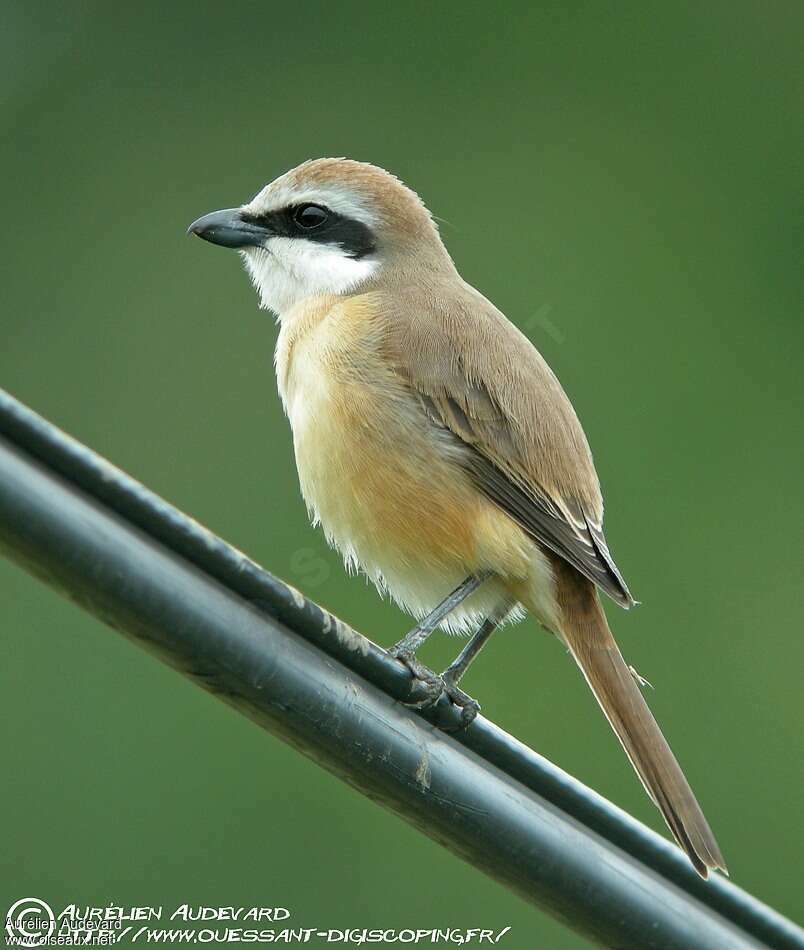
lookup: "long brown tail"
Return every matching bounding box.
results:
[545,559,727,878]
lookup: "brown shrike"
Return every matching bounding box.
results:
[189,158,726,878]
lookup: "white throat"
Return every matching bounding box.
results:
[240,238,378,318]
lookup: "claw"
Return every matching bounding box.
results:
[391,650,481,730]
[441,675,481,730]
[392,651,444,706]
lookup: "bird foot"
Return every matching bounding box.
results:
[439,672,481,730]
[390,649,480,730]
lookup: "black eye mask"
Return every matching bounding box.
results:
[241,203,377,260]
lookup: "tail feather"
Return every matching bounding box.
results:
[544,560,727,878]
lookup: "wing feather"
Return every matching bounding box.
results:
[376,285,636,608]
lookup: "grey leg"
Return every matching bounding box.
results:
[389,571,491,658]
[439,603,512,728]
[444,614,500,686]
[389,572,492,708]
[393,591,513,730]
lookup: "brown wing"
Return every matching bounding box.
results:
[376,284,636,608]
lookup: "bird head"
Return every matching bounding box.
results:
[188,158,453,316]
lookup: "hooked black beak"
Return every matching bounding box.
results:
[187,208,270,249]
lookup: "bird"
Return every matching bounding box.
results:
[188,157,727,878]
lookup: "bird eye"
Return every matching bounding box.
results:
[293,204,328,229]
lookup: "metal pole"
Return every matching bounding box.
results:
[0,390,801,949]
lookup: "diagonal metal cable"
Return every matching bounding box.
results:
[0,388,801,950]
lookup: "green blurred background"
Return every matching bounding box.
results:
[2,1,802,945]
